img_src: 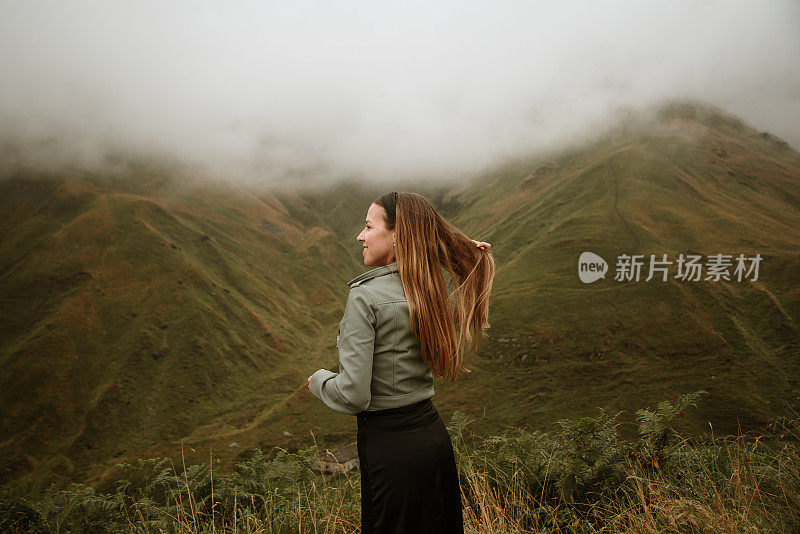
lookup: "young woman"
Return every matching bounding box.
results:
[307,191,494,533]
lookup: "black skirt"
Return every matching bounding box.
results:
[356,398,464,534]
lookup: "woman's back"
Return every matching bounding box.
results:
[309,261,435,414]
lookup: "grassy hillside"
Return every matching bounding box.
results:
[433,99,800,438]
[1,99,798,490]
[0,165,368,486]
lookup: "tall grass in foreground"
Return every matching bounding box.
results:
[2,391,799,533]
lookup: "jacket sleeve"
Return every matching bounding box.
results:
[309,285,376,415]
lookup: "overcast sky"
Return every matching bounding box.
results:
[1,0,799,186]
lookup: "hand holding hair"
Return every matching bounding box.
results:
[471,239,491,250]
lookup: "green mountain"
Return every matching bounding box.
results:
[1,99,798,489]
[436,100,800,439]
[0,165,368,486]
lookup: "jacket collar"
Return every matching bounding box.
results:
[347,261,398,287]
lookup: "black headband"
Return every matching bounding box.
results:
[380,191,397,225]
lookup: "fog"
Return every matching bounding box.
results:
[1,0,799,186]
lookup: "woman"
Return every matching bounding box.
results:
[307,191,494,533]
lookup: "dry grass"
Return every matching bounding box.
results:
[4,412,798,533]
[139,420,798,533]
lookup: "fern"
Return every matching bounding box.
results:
[115,457,177,502]
[446,410,474,442]
[553,408,627,502]
[635,389,708,470]
[446,410,475,464]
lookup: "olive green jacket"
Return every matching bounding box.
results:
[309,262,435,415]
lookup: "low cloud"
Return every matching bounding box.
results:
[2,0,798,186]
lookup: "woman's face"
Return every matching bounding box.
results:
[357,203,396,267]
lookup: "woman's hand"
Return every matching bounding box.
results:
[307,375,312,387]
[471,239,491,251]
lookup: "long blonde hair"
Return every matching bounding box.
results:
[375,192,495,380]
